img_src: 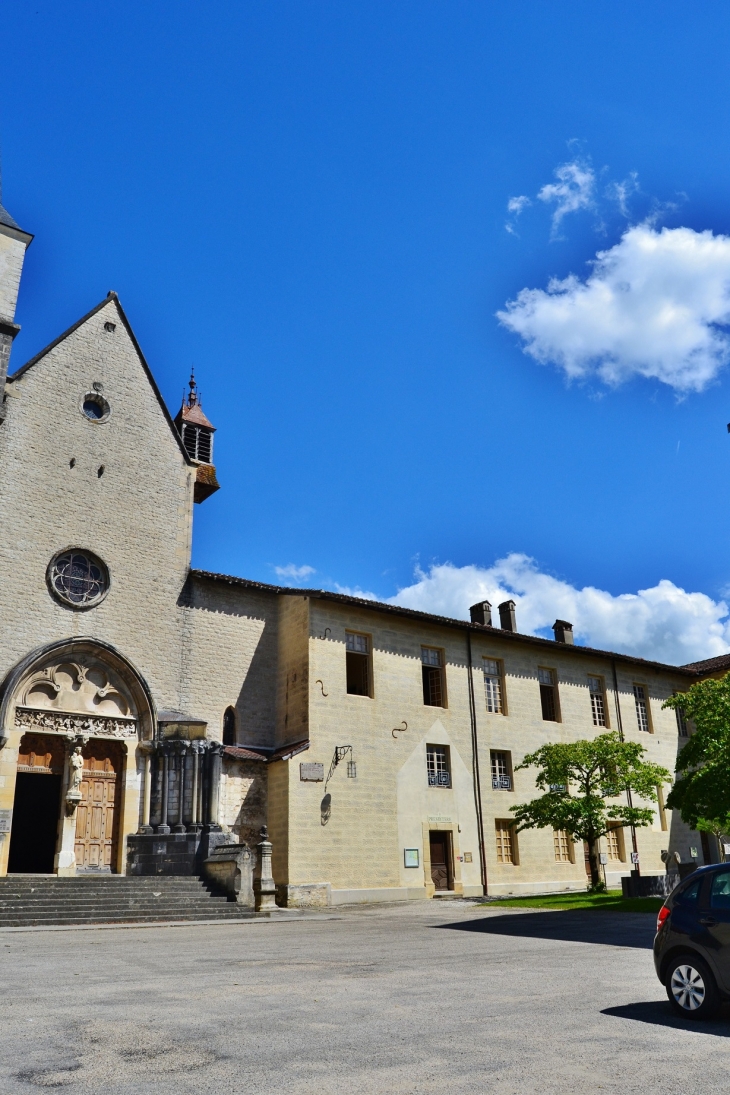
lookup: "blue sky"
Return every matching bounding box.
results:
[3,2,730,662]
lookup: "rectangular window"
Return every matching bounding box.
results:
[345,632,371,697]
[426,745,451,788]
[633,684,651,733]
[606,825,626,862]
[422,647,446,707]
[588,676,608,727]
[483,658,505,714]
[490,750,512,791]
[495,820,518,864]
[538,668,559,722]
[553,829,574,862]
[674,700,689,737]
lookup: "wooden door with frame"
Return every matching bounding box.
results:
[74,740,123,872]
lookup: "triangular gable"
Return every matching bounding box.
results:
[8,292,194,466]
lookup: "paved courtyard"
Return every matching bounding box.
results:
[1,899,729,1094]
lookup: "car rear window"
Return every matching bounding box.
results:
[677,877,702,903]
[710,870,730,909]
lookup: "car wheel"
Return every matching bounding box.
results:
[665,954,720,1019]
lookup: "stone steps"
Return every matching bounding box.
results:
[0,875,253,927]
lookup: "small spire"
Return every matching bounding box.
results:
[187,368,197,407]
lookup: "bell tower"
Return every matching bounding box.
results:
[0,199,33,421]
[174,371,220,503]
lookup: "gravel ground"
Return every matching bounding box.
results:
[0,898,728,1094]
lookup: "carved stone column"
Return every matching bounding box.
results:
[255,826,279,913]
[157,745,171,835]
[206,742,224,831]
[172,741,189,833]
[138,743,155,835]
[56,735,83,876]
[189,742,203,832]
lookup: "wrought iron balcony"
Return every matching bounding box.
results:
[492,776,512,790]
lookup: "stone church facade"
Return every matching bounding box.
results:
[0,199,716,904]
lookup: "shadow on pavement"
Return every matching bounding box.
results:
[437,910,655,949]
[603,1000,730,1036]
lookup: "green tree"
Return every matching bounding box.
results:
[510,732,671,889]
[664,674,730,855]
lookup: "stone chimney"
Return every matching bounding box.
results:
[0,201,33,421]
[553,620,574,644]
[469,601,492,627]
[498,600,517,632]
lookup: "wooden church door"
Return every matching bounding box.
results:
[74,740,123,871]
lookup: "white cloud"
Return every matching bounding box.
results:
[605,172,639,218]
[389,554,730,665]
[508,196,531,215]
[274,563,316,584]
[537,160,595,238]
[505,194,531,235]
[497,223,730,393]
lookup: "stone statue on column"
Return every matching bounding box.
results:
[65,740,85,815]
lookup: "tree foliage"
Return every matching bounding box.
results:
[510,732,671,888]
[664,674,730,841]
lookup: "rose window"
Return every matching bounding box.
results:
[48,551,109,608]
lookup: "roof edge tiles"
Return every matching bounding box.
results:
[189,568,699,677]
[680,653,730,674]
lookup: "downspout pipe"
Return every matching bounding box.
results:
[467,630,488,896]
[612,659,640,874]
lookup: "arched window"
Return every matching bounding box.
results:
[222,706,237,746]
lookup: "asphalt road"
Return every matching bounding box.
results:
[0,899,729,1094]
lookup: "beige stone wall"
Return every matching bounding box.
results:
[275,596,310,749]
[275,598,697,901]
[180,577,279,749]
[0,230,27,321]
[220,757,267,847]
[282,601,483,902]
[0,298,194,710]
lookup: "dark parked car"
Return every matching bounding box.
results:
[654,863,730,1019]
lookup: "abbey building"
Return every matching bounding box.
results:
[0,199,721,904]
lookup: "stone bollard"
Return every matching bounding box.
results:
[255,826,280,914]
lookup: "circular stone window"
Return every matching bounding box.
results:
[47,550,110,609]
[80,392,110,422]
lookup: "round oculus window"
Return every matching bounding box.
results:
[80,392,110,422]
[48,550,110,608]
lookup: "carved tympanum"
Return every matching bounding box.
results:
[14,659,138,739]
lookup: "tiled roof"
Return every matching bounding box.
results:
[180,401,215,430]
[223,745,269,762]
[223,739,310,763]
[680,653,730,674]
[189,569,701,676]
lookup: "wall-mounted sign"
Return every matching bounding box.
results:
[599,852,608,865]
[404,849,420,868]
[463,852,473,863]
[0,809,11,834]
[724,844,730,855]
[300,762,324,782]
[631,851,640,864]
[690,846,698,859]
[428,815,452,824]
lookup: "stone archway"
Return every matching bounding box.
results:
[0,638,156,876]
